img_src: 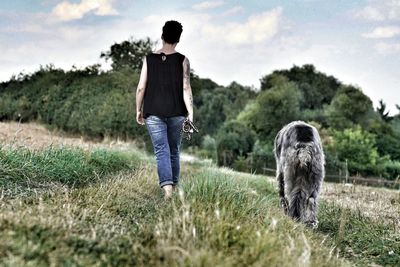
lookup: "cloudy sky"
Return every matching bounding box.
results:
[1,0,399,113]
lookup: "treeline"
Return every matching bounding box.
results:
[1,37,400,180]
[212,66,400,180]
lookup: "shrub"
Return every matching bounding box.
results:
[245,141,275,174]
[329,126,384,176]
[247,80,302,141]
[216,120,256,167]
[0,94,14,120]
[201,135,217,161]
[383,160,400,180]
[326,85,374,130]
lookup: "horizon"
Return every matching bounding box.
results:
[1,0,399,114]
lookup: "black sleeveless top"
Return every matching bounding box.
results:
[143,52,188,119]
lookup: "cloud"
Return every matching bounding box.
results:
[362,26,400,38]
[355,5,385,21]
[201,7,283,45]
[354,0,400,21]
[0,6,286,86]
[0,10,48,33]
[221,6,243,17]
[1,2,399,116]
[375,42,400,54]
[192,1,225,11]
[52,0,118,21]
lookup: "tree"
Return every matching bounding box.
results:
[259,64,340,109]
[100,37,155,71]
[326,85,374,130]
[394,104,400,119]
[190,72,219,107]
[329,127,383,176]
[369,120,400,161]
[216,120,256,166]
[193,82,256,146]
[376,99,392,122]
[259,73,289,90]
[196,90,227,137]
[247,80,302,142]
[223,82,257,120]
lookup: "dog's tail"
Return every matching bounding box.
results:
[295,142,313,169]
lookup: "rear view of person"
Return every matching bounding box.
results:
[135,20,194,200]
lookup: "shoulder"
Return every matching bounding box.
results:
[182,55,190,66]
[146,52,159,59]
[146,52,155,58]
[176,52,185,63]
[144,52,157,65]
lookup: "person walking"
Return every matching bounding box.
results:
[135,20,194,200]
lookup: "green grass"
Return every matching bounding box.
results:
[0,146,141,197]
[0,146,398,266]
[318,202,400,266]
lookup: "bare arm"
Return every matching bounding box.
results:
[183,57,193,122]
[135,58,147,125]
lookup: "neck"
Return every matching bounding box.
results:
[161,43,176,53]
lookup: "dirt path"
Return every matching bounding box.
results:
[0,121,137,151]
[321,182,400,228]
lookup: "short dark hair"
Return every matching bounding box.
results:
[162,20,183,44]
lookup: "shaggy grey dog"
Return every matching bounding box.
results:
[274,121,325,227]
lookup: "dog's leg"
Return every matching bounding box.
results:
[277,171,288,214]
[305,171,323,228]
[305,195,318,228]
[288,187,305,221]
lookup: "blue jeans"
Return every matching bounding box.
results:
[145,115,185,187]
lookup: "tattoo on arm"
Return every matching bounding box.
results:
[184,58,191,89]
[186,59,190,79]
[183,57,193,120]
[137,87,144,94]
[189,93,193,108]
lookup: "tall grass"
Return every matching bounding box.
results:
[151,170,345,267]
[318,202,400,266]
[0,147,398,266]
[0,158,348,266]
[0,146,141,195]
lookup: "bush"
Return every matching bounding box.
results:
[200,135,217,162]
[326,85,374,130]
[329,126,384,176]
[383,160,400,180]
[245,141,275,174]
[232,156,249,172]
[0,94,14,120]
[0,66,147,141]
[246,79,302,142]
[216,120,256,167]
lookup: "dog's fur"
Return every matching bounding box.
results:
[274,121,325,227]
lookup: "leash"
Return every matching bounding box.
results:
[182,118,199,141]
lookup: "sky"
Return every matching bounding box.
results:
[0,0,399,113]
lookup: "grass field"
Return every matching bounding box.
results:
[0,122,399,266]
